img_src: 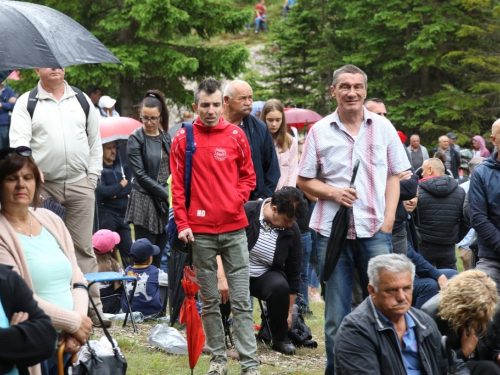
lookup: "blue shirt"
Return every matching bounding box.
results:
[122,264,162,316]
[377,308,423,375]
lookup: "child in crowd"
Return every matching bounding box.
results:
[92,229,124,314]
[122,238,163,317]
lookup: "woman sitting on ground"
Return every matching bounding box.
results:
[0,147,92,375]
[422,270,500,375]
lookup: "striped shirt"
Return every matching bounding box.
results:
[298,107,410,238]
[249,199,283,278]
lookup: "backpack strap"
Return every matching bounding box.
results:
[182,122,196,209]
[27,87,38,119]
[70,86,90,120]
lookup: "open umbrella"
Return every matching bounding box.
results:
[0,1,121,70]
[284,108,322,130]
[251,100,266,116]
[179,264,205,375]
[323,159,360,283]
[99,117,142,144]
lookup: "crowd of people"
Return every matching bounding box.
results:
[1,61,500,375]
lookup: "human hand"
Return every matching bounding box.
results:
[437,274,448,290]
[218,276,229,304]
[38,167,45,183]
[120,179,129,188]
[399,171,413,180]
[72,314,93,345]
[461,326,478,358]
[179,228,195,244]
[10,312,28,326]
[65,335,83,354]
[379,221,394,234]
[287,311,293,331]
[332,187,358,208]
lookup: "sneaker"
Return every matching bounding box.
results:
[272,339,296,355]
[255,30,258,34]
[241,369,261,375]
[207,362,227,375]
[89,309,112,328]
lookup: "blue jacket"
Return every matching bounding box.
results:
[407,240,443,281]
[0,85,16,127]
[241,114,280,200]
[122,265,162,316]
[95,158,132,216]
[469,151,500,258]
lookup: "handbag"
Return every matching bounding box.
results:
[71,284,127,375]
[168,122,196,254]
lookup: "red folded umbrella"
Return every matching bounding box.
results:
[179,265,205,375]
[99,117,142,144]
[284,108,322,130]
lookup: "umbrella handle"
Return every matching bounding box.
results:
[349,159,360,189]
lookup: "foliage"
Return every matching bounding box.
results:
[11,0,252,116]
[263,0,500,148]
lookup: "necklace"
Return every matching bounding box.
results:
[14,213,33,238]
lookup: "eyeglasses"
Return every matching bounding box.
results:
[140,116,161,124]
[0,146,32,159]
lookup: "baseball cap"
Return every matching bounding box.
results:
[131,238,160,262]
[446,132,457,139]
[92,229,121,254]
[99,95,116,109]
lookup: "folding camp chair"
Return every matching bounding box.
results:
[84,272,138,332]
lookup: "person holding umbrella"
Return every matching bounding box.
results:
[297,64,411,373]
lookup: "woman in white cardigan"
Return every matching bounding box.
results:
[262,99,298,191]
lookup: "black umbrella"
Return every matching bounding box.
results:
[0,1,121,70]
[0,71,12,83]
[323,159,360,283]
[168,247,190,326]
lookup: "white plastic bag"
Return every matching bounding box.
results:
[147,324,188,355]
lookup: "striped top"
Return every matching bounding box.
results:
[298,107,410,238]
[249,199,284,278]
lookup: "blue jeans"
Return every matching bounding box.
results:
[413,269,458,309]
[317,230,393,374]
[0,126,9,149]
[255,15,267,32]
[295,231,312,311]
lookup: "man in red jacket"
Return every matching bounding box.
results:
[170,78,260,375]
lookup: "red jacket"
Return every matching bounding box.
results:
[170,117,256,234]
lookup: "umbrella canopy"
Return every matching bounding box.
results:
[0,1,121,70]
[251,101,266,116]
[99,117,142,144]
[284,108,322,130]
[168,249,189,326]
[323,160,360,283]
[179,265,205,374]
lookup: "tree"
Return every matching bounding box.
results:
[265,0,500,148]
[11,0,252,117]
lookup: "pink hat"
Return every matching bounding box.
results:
[92,229,120,254]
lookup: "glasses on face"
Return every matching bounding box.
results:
[0,146,32,159]
[140,116,161,124]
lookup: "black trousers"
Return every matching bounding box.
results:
[250,269,290,342]
[134,225,168,268]
[467,360,500,375]
[99,212,133,268]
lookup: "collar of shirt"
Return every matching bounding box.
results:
[376,307,415,330]
[331,107,373,138]
[259,198,285,232]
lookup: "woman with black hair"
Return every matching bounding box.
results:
[125,90,171,268]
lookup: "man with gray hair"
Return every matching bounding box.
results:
[298,64,410,373]
[458,157,484,270]
[222,80,280,200]
[432,135,461,179]
[407,134,429,170]
[418,158,468,268]
[335,253,469,374]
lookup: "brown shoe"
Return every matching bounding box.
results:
[89,309,112,328]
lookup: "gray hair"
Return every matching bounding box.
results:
[368,254,415,292]
[332,64,368,88]
[469,157,484,173]
[410,134,420,141]
[223,79,251,99]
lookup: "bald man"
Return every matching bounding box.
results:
[469,120,500,295]
[431,135,461,178]
[223,80,280,200]
[417,158,468,269]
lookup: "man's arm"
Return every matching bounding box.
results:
[236,130,257,203]
[9,91,32,147]
[169,135,189,232]
[381,174,400,233]
[0,87,17,111]
[399,170,418,201]
[407,240,445,282]
[84,93,102,181]
[95,177,124,199]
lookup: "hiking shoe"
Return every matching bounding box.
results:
[206,362,227,375]
[89,309,112,328]
[272,339,296,355]
[241,368,261,375]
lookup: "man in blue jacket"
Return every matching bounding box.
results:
[96,141,133,267]
[0,79,17,149]
[223,80,280,200]
[469,119,500,294]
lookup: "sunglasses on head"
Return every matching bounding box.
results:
[0,146,33,159]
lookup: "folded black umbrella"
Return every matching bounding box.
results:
[323,159,360,283]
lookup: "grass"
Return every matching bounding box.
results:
[90,301,326,375]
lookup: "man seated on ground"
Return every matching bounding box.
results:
[335,253,469,374]
[254,0,267,34]
[403,193,458,308]
[422,270,500,374]
[417,158,468,269]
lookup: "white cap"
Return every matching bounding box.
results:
[98,95,116,109]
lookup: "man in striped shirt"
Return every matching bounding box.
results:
[297,64,411,374]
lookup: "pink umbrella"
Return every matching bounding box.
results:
[284,108,322,130]
[7,71,19,81]
[99,117,142,144]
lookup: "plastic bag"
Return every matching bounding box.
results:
[108,311,144,323]
[147,324,188,355]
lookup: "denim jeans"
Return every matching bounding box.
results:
[476,258,500,296]
[296,231,312,311]
[413,269,458,309]
[192,229,259,372]
[317,230,393,374]
[255,15,267,32]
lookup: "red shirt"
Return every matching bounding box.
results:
[255,4,265,18]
